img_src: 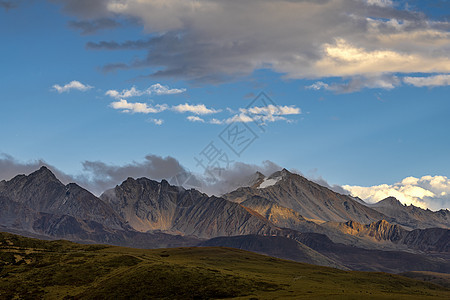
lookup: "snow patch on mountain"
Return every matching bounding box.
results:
[258,176,282,189]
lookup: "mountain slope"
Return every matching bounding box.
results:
[100,177,281,238]
[240,196,320,232]
[224,169,389,224]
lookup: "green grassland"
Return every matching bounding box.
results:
[0,232,449,299]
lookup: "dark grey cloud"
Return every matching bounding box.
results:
[69,18,120,35]
[50,0,110,19]
[0,153,75,185]
[310,176,350,195]
[87,38,155,50]
[202,161,282,196]
[78,155,186,194]
[51,0,450,84]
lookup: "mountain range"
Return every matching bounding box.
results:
[0,166,448,274]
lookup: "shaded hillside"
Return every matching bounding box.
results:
[325,219,449,252]
[293,232,450,273]
[199,234,346,269]
[401,271,450,289]
[1,232,449,299]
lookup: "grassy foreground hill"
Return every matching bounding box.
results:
[0,232,449,299]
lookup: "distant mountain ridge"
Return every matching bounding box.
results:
[369,197,450,230]
[0,166,449,274]
[0,167,199,248]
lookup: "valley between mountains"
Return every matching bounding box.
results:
[0,166,449,275]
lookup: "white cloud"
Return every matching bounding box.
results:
[403,74,450,87]
[187,115,205,123]
[307,81,330,91]
[147,118,164,125]
[225,113,255,124]
[172,103,220,115]
[110,99,168,114]
[343,175,450,210]
[242,105,301,116]
[365,0,393,7]
[150,83,186,95]
[52,80,93,93]
[105,83,186,99]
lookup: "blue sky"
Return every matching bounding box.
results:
[1,0,450,209]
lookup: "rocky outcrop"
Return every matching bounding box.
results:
[240,196,324,233]
[326,219,406,242]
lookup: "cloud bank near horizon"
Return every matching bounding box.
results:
[343,176,450,211]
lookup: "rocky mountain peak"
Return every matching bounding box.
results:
[267,168,291,180]
[374,197,404,208]
[29,166,59,182]
[255,171,265,177]
[247,171,266,188]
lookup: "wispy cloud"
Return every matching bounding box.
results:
[110,99,168,114]
[306,75,401,93]
[172,103,220,115]
[105,83,186,99]
[52,80,93,93]
[307,73,450,93]
[403,74,450,87]
[343,175,450,210]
